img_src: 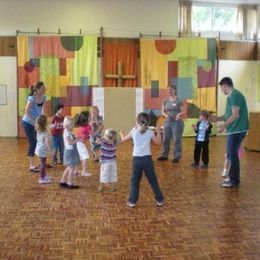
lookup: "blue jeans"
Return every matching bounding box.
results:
[52,135,64,163]
[161,120,184,159]
[128,156,164,204]
[22,120,37,157]
[226,132,247,185]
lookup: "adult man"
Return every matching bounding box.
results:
[214,77,249,188]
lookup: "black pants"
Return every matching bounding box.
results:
[194,141,209,165]
[128,156,164,204]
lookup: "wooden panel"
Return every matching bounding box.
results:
[219,41,257,60]
[245,112,260,151]
[0,36,16,56]
[257,42,260,60]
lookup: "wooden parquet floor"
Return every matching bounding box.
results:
[0,136,260,259]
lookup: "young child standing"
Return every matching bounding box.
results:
[59,116,81,189]
[191,110,213,169]
[50,104,64,165]
[120,112,164,208]
[74,111,92,177]
[89,106,104,162]
[97,128,118,192]
[35,115,52,184]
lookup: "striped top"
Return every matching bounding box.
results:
[100,139,117,163]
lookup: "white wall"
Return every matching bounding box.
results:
[218,60,260,117]
[0,0,179,37]
[0,57,17,137]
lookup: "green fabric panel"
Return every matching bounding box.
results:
[178,57,197,99]
[18,88,29,116]
[73,36,98,86]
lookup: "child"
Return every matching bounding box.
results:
[50,104,64,165]
[120,112,164,208]
[74,111,92,177]
[89,106,104,162]
[222,146,244,180]
[59,116,81,189]
[222,153,230,176]
[35,115,52,184]
[97,128,118,192]
[191,110,213,169]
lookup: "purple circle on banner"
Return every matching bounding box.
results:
[24,61,36,72]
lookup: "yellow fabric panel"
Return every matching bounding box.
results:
[43,75,60,97]
[187,87,216,113]
[18,88,29,116]
[167,38,208,61]
[71,106,89,117]
[73,36,97,86]
[104,88,136,133]
[17,36,29,67]
[140,39,168,89]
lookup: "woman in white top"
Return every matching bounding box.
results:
[120,112,164,208]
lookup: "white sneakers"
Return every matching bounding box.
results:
[222,169,228,177]
[80,172,92,177]
[39,177,52,184]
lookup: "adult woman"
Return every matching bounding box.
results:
[157,84,185,163]
[22,81,46,172]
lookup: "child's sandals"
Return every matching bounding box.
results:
[30,166,40,173]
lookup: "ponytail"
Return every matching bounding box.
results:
[28,85,35,96]
[137,112,149,134]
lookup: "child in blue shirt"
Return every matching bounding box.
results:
[191,110,212,169]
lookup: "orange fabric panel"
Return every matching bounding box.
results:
[103,39,139,87]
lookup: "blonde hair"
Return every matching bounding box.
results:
[35,115,48,132]
[91,106,99,114]
[63,116,74,129]
[104,128,118,146]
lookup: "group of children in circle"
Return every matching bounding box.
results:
[34,104,165,207]
[35,105,107,188]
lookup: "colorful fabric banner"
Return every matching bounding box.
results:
[17,35,97,137]
[140,38,217,136]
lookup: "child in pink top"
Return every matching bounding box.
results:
[74,111,92,176]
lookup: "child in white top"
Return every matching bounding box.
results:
[59,116,81,189]
[120,112,164,208]
[97,128,118,193]
[35,115,52,184]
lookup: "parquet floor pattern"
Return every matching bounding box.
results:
[0,137,260,259]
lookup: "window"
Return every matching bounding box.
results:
[192,5,237,33]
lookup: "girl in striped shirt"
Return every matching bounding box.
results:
[97,128,118,192]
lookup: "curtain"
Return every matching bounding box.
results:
[235,5,257,40]
[179,1,192,36]
[140,38,217,136]
[17,35,98,137]
[102,38,139,87]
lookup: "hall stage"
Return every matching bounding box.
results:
[0,136,259,259]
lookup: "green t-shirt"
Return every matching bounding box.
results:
[224,89,249,134]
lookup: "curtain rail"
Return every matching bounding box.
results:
[16,28,100,36]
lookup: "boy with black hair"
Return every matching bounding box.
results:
[51,104,65,165]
